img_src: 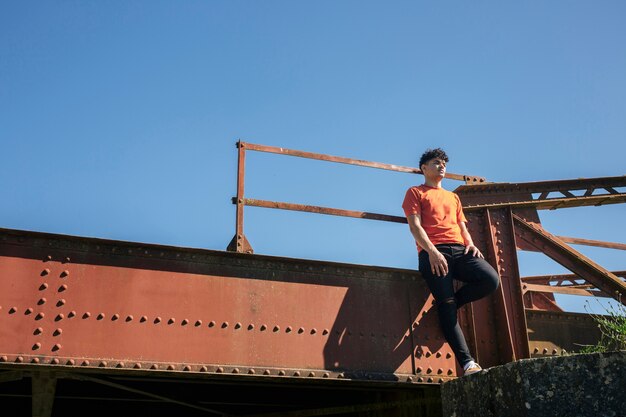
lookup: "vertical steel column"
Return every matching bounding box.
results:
[463,208,530,368]
[227,141,253,253]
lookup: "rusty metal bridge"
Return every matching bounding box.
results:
[1,142,625,417]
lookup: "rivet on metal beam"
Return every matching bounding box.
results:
[15,356,24,363]
[9,307,17,314]
[81,360,90,366]
[417,367,423,373]
[25,308,34,315]
[248,369,255,374]
[418,377,424,382]
[200,366,208,372]
[427,367,433,374]
[52,344,61,352]
[234,322,241,329]
[310,328,317,334]
[167,365,175,370]
[209,321,215,327]
[67,359,75,365]
[99,361,107,367]
[53,329,62,336]
[446,352,452,359]
[308,372,316,377]
[195,320,202,327]
[117,362,125,368]
[279,370,286,376]
[112,314,119,321]
[154,317,162,324]
[436,352,442,358]
[232,368,240,374]
[51,358,59,365]
[294,371,301,376]
[58,284,68,292]
[273,325,280,332]
[222,322,229,328]
[437,368,443,374]
[448,369,454,375]
[35,312,45,320]
[216,367,224,373]
[264,370,270,375]
[34,327,43,335]
[56,299,65,307]
[151,364,159,370]
[39,284,48,290]
[45,255,52,262]
[55,313,64,321]
[125,315,133,322]
[407,376,414,382]
[183,366,191,371]
[323,329,329,335]
[0,356,7,362]
[181,319,189,326]
[168,318,176,325]
[83,312,91,319]
[286,326,292,333]
[41,269,50,276]
[140,316,147,322]
[32,343,41,350]
[38,298,47,305]
[97,313,105,320]
[323,372,330,378]
[60,270,69,278]
[248,324,255,330]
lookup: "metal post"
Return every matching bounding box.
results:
[227,140,253,253]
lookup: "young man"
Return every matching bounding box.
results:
[402,148,500,376]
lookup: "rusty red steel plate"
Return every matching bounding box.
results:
[0,228,459,383]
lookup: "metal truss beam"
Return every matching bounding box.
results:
[522,271,626,284]
[456,175,626,211]
[512,215,626,305]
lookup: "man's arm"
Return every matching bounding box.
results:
[459,222,484,259]
[406,214,449,277]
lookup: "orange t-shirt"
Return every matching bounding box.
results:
[402,185,467,251]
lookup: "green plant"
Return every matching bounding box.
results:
[579,295,626,353]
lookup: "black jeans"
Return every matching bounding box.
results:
[418,244,500,367]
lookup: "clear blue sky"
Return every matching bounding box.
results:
[1,2,624,313]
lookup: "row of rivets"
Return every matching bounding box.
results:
[0,355,449,383]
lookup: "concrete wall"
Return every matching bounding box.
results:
[441,351,625,417]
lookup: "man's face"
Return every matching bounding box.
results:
[421,158,447,179]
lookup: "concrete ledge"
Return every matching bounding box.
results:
[441,351,626,417]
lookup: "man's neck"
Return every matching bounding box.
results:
[424,177,443,188]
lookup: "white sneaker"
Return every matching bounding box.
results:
[463,361,483,376]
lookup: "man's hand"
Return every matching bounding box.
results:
[464,244,484,259]
[429,249,449,277]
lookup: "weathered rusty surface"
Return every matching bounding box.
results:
[512,215,626,305]
[456,175,626,210]
[464,209,529,368]
[525,310,602,356]
[244,198,408,224]
[556,236,626,251]
[242,142,485,183]
[0,227,458,384]
[227,140,253,254]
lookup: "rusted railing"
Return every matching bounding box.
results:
[226,140,487,254]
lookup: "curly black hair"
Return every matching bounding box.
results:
[419,148,449,168]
